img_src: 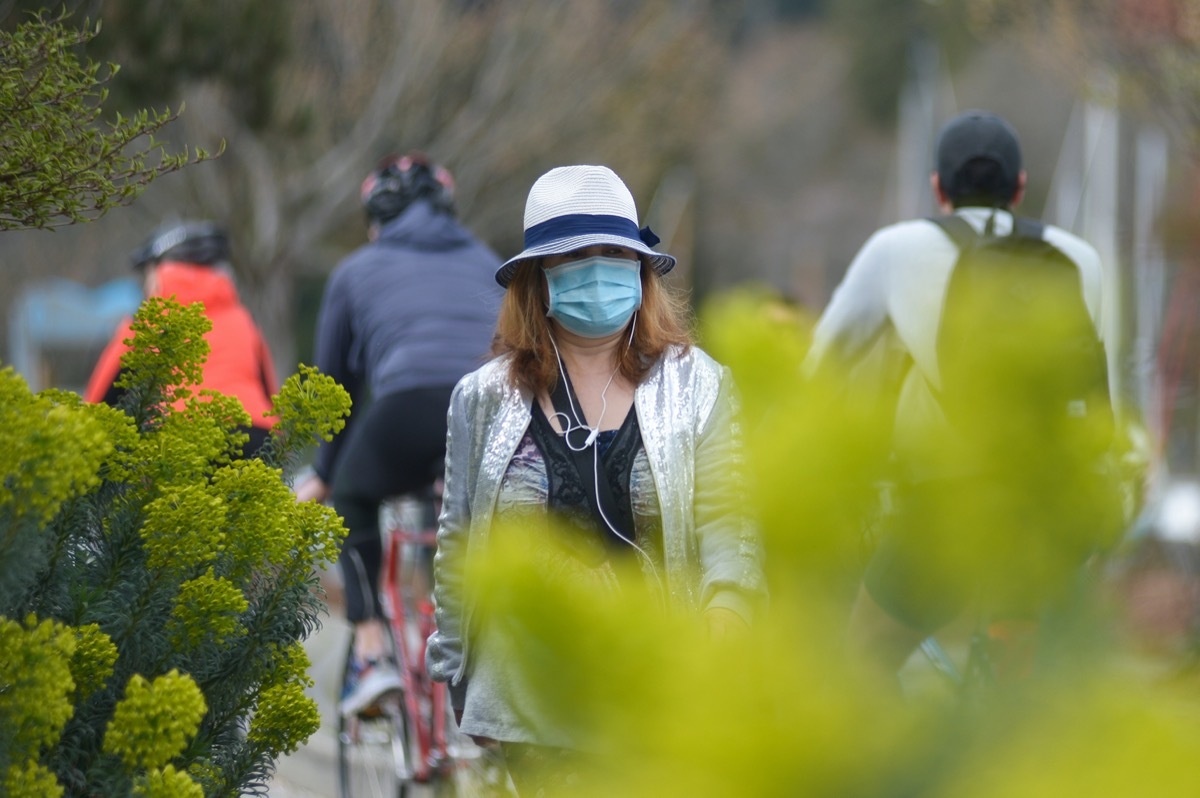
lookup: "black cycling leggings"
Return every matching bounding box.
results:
[331,386,454,623]
[243,425,272,459]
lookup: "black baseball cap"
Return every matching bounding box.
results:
[936,110,1022,196]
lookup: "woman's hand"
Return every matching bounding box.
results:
[706,607,750,642]
[453,708,498,747]
[294,474,330,504]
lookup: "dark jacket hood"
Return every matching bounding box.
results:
[376,200,476,251]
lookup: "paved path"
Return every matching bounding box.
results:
[266,568,348,798]
[266,565,450,797]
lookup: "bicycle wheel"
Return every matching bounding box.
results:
[338,647,413,798]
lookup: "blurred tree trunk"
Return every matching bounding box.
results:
[1158,172,1200,472]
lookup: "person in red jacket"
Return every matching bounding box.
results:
[85,221,279,456]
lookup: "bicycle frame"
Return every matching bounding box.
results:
[379,494,448,785]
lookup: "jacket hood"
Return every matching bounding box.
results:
[376,199,475,251]
[153,261,240,308]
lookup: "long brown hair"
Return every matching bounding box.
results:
[493,257,693,395]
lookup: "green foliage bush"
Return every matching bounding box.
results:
[0,298,350,796]
[0,11,216,231]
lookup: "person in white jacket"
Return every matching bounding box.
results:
[805,110,1118,680]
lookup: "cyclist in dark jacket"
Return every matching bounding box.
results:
[296,152,503,715]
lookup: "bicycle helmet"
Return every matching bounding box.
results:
[132,220,231,271]
[360,151,456,224]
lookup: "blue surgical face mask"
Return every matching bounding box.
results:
[544,256,642,338]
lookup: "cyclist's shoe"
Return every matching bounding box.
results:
[340,658,404,717]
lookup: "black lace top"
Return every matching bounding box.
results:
[528,401,643,552]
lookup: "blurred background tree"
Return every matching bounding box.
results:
[2,0,1194,470]
[960,0,1200,148]
[2,0,725,371]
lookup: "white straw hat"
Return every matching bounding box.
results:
[495,165,676,287]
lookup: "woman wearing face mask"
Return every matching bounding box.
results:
[426,165,765,792]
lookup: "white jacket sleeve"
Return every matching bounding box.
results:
[693,367,766,622]
[426,378,474,706]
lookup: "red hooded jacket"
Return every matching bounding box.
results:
[84,262,279,429]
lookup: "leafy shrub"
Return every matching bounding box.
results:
[0,298,350,796]
[420,290,1196,798]
[0,11,216,232]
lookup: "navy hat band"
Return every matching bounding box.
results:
[524,214,642,249]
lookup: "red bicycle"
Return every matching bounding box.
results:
[337,484,508,797]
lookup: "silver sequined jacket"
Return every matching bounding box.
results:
[427,345,763,700]
[426,345,766,695]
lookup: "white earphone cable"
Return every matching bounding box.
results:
[544,317,657,567]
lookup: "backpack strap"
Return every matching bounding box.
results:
[930,212,1048,246]
[928,213,979,250]
[1011,215,1046,241]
